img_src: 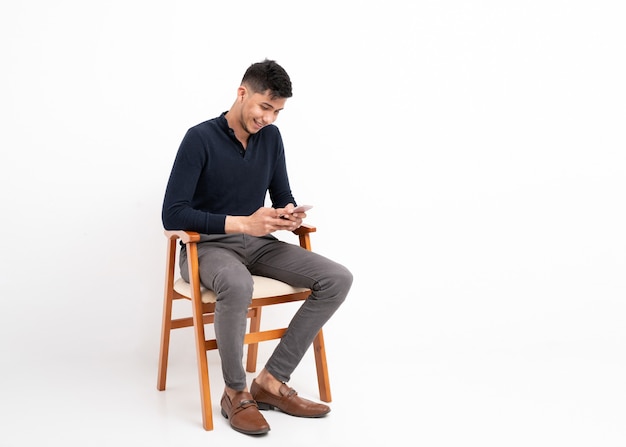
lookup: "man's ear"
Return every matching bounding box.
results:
[237,85,247,101]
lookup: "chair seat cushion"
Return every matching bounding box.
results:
[173,276,310,304]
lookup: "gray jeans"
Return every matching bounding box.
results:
[179,233,353,390]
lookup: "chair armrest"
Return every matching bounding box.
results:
[165,223,316,245]
[293,223,316,235]
[293,223,316,250]
[164,230,201,243]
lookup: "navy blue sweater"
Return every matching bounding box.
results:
[162,112,296,234]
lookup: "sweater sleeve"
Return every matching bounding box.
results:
[161,128,227,234]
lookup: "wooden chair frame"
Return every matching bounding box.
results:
[156,224,331,431]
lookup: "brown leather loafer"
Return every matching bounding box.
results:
[250,379,330,418]
[220,390,270,435]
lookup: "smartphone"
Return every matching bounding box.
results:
[280,204,313,218]
[292,204,313,213]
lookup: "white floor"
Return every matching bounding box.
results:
[2,295,626,447]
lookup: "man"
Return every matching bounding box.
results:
[162,59,353,435]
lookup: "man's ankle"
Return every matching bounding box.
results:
[225,385,249,400]
[255,370,283,395]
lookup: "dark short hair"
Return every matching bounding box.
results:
[241,59,293,99]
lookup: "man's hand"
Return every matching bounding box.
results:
[225,205,305,236]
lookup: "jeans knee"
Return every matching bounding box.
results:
[317,264,352,305]
[336,266,353,301]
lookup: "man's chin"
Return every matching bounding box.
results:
[243,125,260,135]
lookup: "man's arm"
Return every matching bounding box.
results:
[162,128,227,233]
[225,205,302,237]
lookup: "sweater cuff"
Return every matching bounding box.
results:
[207,214,227,234]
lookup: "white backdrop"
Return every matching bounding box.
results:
[1,1,625,446]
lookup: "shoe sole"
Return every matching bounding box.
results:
[256,401,331,418]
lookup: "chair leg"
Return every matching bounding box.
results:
[191,300,213,430]
[193,306,213,431]
[187,244,214,431]
[158,238,178,391]
[157,290,173,391]
[313,329,332,402]
[246,307,261,372]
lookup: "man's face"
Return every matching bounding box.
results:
[240,89,287,135]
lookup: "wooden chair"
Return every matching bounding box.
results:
[156,224,332,431]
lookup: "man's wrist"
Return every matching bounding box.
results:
[224,215,245,234]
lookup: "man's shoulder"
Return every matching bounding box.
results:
[257,123,282,141]
[188,114,225,133]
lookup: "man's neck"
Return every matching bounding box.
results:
[225,110,250,149]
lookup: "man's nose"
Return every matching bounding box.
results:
[262,111,276,125]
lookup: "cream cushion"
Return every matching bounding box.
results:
[174,276,310,304]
